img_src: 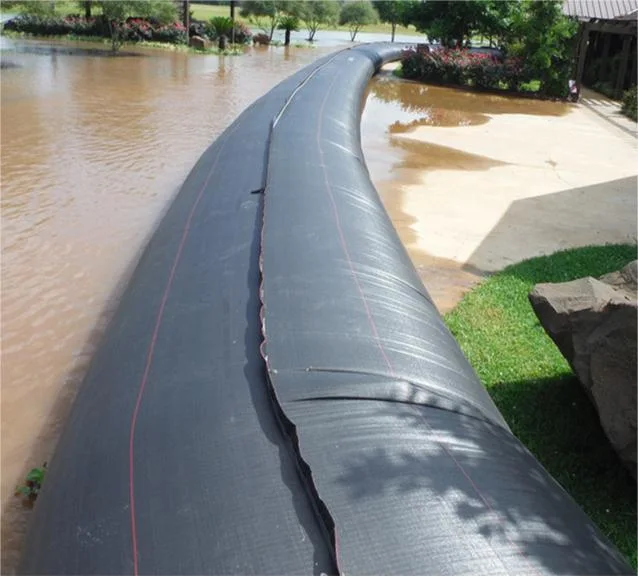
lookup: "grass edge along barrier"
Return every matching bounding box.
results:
[444,243,637,569]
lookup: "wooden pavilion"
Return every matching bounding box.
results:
[565,0,638,97]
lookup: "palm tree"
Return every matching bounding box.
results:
[278,14,298,46]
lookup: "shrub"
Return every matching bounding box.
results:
[232,21,252,44]
[189,20,207,37]
[206,16,233,39]
[593,81,617,100]
[151,22,187,44]
[621,86,637,121]
[3,14,80,35]
[199,18,251,44]
[401,48,530,93]
[15,464,47,503]
[120,17,154,41]
[509,0,577,98]
[2,14,187,45]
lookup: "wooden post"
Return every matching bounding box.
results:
[572,24,583,78]
[576,24,590,90]
[631,39,637,87]
[615,34,632,96]
[600,32,612,82]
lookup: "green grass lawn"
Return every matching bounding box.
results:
[53,1,100,16]
[190,2,423,37]
[444,244,637,569]
[30,2,424,40]
[190,3,231,20]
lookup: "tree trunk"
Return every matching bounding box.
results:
[391,22,396,43]
[230,0,236,44]
[183,0,190,33]
[84,1,91,19]
[284,28,291,46]
[108,19,121,53]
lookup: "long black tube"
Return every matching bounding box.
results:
[20,44,633,576]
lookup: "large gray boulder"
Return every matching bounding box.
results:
[529,260,637,479]
[189,35,210,50]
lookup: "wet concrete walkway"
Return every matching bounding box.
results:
[373,82,636,275]
[362,72,637,312]
[579,87,637,138]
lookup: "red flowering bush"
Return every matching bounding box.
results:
[119,18,154,41]
[3,15,187,45]
[4,14,101,36]
[401,48,531,93]
[150,21,187,44]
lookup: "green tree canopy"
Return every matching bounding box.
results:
[407,0,486,47]
[372,0,417,42]
[6,1,56,17]
[404,0,525,48]
[97,0,178,51]
[293,0,339,42]
[239,0,294,40]
[339,0,379,42]
[277,13,299,45]
[510,0,577,96]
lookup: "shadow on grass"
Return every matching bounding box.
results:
[443,244,637,570]
[489,374,637,569]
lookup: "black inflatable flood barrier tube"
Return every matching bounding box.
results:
[20,44,633,576]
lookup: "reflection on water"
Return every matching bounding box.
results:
[361,72,572,310]
[368,71,571,134]
[0,38,339,574]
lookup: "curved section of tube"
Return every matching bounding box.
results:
[260,44,633,576]
[20,44,633,576]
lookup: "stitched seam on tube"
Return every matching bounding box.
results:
[258,53,357,576]
[127,123,238,576]
[258,196,340,576]
[313,49,538,575]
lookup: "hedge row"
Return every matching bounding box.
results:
[3,15,189,44]
[401,47,533,93]
[621,86,637,122]
[3,15,254,46]
[189,18,252,44]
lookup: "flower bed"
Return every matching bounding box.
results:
[401,47,533,94]
[3,15,187,45]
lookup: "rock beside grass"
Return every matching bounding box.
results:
[529,260,637,479]
[189,35,210,50]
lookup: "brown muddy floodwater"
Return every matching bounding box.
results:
[0,40,569,573]
[1,38,341,573]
